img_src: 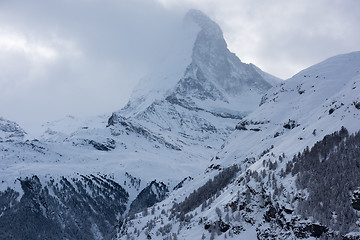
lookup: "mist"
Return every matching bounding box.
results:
[0,0,186,134]
[0,0,359,136]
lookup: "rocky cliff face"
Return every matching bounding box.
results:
[129,180,169,215]
[188,9,272,96]
[0,174,128,240]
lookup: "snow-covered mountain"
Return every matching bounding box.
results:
[0,10,281,240]
[2,7,359,240]
[120,10,278,118]
[0,117,26,141]
[116,51,360,239]
[111,10,279,148]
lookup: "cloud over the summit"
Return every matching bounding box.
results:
[0,0,184,131]
[0,0,359,135]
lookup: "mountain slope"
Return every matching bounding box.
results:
[0,10,281,240]
[115,51,360,239]
[120,10,279,119]
[110,9,280,156]
[0,117,26,141]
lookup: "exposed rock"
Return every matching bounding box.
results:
[264,206,277,222]
[0,117,26,140]
[283,119,299,129]
[173,176,193,191]
[129,180,168,215]
[352,188,360,211]
[344,232,360,240]
[204,220,230,233]
[0,175,128,240]
[354,101,360,110]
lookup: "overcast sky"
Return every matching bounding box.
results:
[0,0,359,135]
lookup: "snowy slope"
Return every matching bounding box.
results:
[220,51,360,168]
[120,10,279,119]
[0,10,282,240]
[25,9,281,186]
[115,51,360,240]
[109,9,281,159]
[0,117,26,141]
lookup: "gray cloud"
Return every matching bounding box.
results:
[160,0,360,78]
[0,0,185,134]
[0,0,359,135]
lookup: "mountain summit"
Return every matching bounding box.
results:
[111,10,280,148]
[116,51,360,240]
[0,10,282,240]
[1,9,360,240]
[184,9,223,40]
[186,9,273,95]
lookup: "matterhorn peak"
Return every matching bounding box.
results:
[117,10,280,120]
[184,9,224,41]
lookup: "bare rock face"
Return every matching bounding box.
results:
[129,180,168,215]
[0,117,26,141]
[187,9,272,96]
[352,188,360,211]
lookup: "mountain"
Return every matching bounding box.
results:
[0,117,26,141]
[0,9,281,240]
[1,9,359,240]
[106,10,281,177]
[2,8,359,240]
[115,10,279,134]
[115,51,360,239]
